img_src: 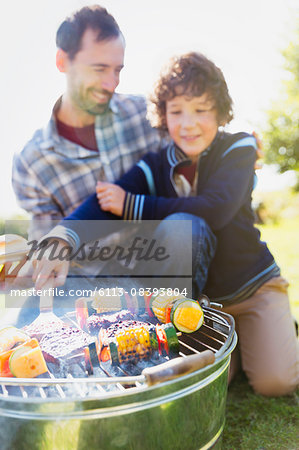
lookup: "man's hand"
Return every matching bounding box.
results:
[96,181,126,216]
[252,131,264,170]
[32,239,70,290]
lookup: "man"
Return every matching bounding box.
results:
[12,5,162,241]
[6,5,165,325]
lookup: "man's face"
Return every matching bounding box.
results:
[65,29,125,115]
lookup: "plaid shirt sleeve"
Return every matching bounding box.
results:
[12,139,64,239]
[12,148,62,217]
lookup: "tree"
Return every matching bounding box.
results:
[263,24,299,174]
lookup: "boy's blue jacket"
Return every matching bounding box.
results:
[63,131,277,301]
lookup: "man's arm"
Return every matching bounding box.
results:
[30,158,154,288]
[12,152,64,240]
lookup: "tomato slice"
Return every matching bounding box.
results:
[100,346,111,362]
[165,306,172,324]
[155,325,168,356]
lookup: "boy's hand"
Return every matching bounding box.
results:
[252,131,264,170]
[96,181,126,216]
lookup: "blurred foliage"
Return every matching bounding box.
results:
[253,188,299,225]
[263,23,299,177]
[0,215,29,238]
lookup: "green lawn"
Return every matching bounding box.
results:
[223,372,299,449]
[223,216,299,449]
[258,216,299,321]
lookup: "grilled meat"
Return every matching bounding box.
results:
[87,310,135,335]
[39,326,92,363]
[23,320,66,341]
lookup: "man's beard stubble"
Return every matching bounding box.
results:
[73,88,112,116]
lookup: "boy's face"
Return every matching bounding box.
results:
[166,93,219,162]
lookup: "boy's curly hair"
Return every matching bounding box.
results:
[149,52,234,131]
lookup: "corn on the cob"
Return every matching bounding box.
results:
[115,325,152,364]
[98,319,179,365]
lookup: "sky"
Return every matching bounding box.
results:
[0,0,298,217]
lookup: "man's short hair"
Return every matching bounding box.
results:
[56,5,122,60]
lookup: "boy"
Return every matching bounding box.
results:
[34,52,298,396]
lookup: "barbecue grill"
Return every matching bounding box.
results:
[0,306,237,450]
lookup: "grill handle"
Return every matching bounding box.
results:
[142,350,215,386]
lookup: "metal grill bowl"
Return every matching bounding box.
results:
[0,307,237,450]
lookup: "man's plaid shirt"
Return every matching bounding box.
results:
[12,93,162,239]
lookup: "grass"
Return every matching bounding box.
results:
[223,372,299,449]
[258,216,299,322]
[222,216,299,449]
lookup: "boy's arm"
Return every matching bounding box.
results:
[42,161,151,248]
[122,145,257,231]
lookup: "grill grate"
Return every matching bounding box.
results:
[0,306,234,400]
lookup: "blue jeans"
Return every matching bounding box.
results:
[151,213,217,298]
